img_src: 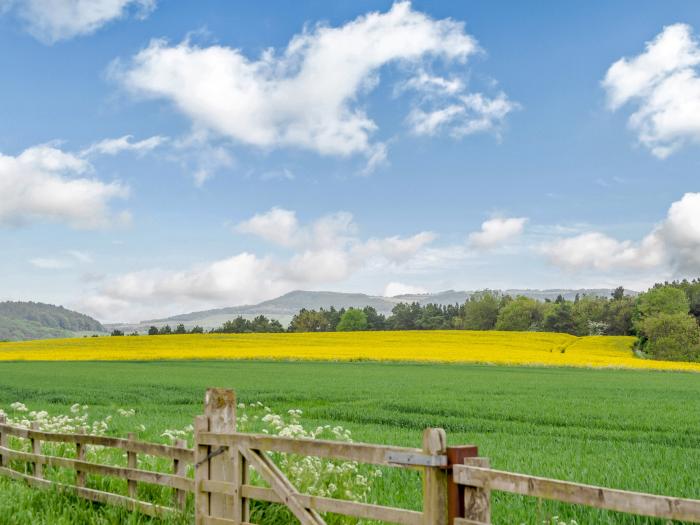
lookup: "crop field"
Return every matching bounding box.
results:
[1,330,698,372]
[0,359,699,524]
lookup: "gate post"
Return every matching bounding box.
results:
[195,388,236,523]
[422,428,448,525]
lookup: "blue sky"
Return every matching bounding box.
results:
[1,1,700,322]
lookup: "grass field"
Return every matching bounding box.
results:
[1,330,698,372]
[1,359,699,524]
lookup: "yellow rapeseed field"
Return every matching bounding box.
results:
[0,330,699,371]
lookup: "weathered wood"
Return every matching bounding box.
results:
[453,518,490,525]
[0,415,7,468]
[198,481,423,525]
[231,443,249,523]
[200,516,255,525]
[0,423,194,462]
[75,426,86,488]
[446,445,479,523]
[194,414,210,525]
[239,445,326,525]
[204,388,236,518]
[463,458,491,523]
[453,465,700,523]
[127,433,137,498]
[0,446,193,491]
[0,465,177,518]
[198,431,442,468]
[422,428,448,525]
[173,438,187,510]
[30,422,43,478]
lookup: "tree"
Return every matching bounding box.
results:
[362,306,386,330]
[543,302,577,334]
[495,297,544,331]
[288,309,331,332]
[605,296,635,335]
[336,308,368,331]
[461,292,500,330]
[634,286,689,331]
[159,325,172,335]
[190,325,204,334]
[174,323,187,334]
[148,326,159,336]
[416,303,448,330]
[220,317,251,333]
[611,286,625,301]
[640,313,700,361]
[110,329,124,336]
[387,303,421,330]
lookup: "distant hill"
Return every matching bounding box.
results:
[107,288,635,333]
[0,301,106,341]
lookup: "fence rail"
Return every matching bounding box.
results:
[1,388,700,525]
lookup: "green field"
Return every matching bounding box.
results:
[1,360,699,524]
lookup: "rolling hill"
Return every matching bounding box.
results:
[106,288,634,333]
[0,302,106,341]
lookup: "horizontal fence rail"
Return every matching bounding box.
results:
[0,415,191,518]
[453,464,700,524]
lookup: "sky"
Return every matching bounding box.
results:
[2,0,700,322]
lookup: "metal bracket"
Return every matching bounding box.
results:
[195,446,226,467]
[386,451,448,467]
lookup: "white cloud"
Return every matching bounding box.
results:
[4,0,156,43]
[84,207,437,321]
[0,144,129,228]
[113,2,505,167]
[29,250,94,269]
[469,217,527,249]
[81,135,166,156]
[384,282,428,297]
[542,192,700,275]
[407,90,516,137]
[603,23,700,158]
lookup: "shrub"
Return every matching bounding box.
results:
[640,313,700,361]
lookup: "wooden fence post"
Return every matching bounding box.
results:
[30,422,42,479]
[0,414,7,468]
[203,388,236,519]
[173,438,187,510]
[127,432,137,499]
[194,414,210,525]
[446,445,479,523]
[76,427,86,488]
[463,457,491,523]
[422,428,448,525]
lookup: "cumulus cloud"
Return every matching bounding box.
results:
[0,144,129,228]
[469,216,527,249]
[542,193,700,275]
[81,135,167,156]
[603,23,700,158]
[83,207,437,321]
[384,282,428,297]
[4,0,156,43]
[112,2,510,168]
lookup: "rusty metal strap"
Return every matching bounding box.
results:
[195,446,226,467]
[385,451,448,467]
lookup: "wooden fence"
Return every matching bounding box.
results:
[1,387,700,524]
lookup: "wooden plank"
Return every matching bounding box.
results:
[0,423,194,462]
[173,438,188,510]
[30,422,43,479]
[453,465,700,522]
[127,432,137,498]
[0,446,193,491]
[194,414,210,525]
[422,428,448,525]
[198,482,423,525]
[239,445,326,525]
[232,442,249,523]
[198,431,442,468]
[463,458,491,523]
[76,426,86,488]
[204,388,236,518]
[0,465,177,518]
[0,415,7,468]
[200,517,256,525]
[453,519,490,525]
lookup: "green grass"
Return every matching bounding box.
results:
[0,360,699,523]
